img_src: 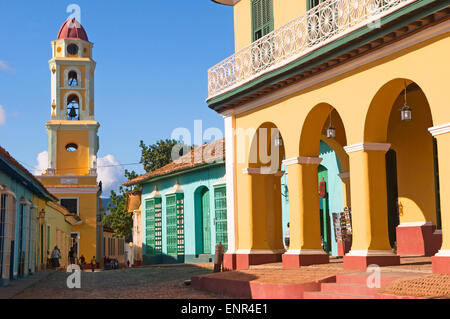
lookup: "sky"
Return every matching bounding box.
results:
[0,0,234,196]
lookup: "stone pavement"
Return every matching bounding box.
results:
[12,264,230,299]
[0,270,56,299]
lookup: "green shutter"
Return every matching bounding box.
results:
[166,194,184,259]
[145,198,162,256]
[201,189,211,254]
[307,0,323,10]
[252,0,274,42]
[214,186,228,251]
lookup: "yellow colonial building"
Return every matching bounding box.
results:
[37,18,103,265]
[209,0,450,273]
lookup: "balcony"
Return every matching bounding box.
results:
[207,0,418,100]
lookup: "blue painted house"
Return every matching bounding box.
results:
[125,139,227,265]
[0,146,55,286]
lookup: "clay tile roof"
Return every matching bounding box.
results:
[124,139,225,187]
[57,18,89,41]
[0,145,56,201]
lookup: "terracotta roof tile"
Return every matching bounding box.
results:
[124,139,225,186]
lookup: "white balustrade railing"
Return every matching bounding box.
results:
[208,0,417,99]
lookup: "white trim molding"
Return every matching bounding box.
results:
[428,123,450,137]
[144,186,161,200]
[236,249,286,255]
[47,187,99,194]
[242,167,285,176]
[284,249,328,255]
[435,250,450,257]
[282,157,323,166]
[165,182,184,195]
[397,221,433,228]
[346,249,397,257]
[344,143,391,154]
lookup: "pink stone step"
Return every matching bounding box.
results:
[336,272,420,286]
[321,283,379,297]
[303,291,374,299]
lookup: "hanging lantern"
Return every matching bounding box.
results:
[327,125,336,139]
[327,108,336,139]
[401,105,412,122]
[401,81,412,122]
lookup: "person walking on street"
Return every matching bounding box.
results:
[91,256,96,272]
[51,246,61,268]
[69,247,75,265]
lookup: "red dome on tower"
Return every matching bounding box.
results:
[56,18,89,41]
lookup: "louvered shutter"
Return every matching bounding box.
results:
[252,0,273,42]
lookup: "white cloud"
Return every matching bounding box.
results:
[32,151,125,196]
[97,155,126,196]
[0,105,5,126]
[0,60,13,73]
[34,151,48,175]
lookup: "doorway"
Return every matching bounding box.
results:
[385,149,400,249]
[201,188,211,254]
[318,165,332,254]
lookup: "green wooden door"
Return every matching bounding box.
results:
[201,189,211,254]
[166,194,184,262]
[318,166,331,254]
[214,186,228,251]
[145,198,162,257]
[386,149,399,248]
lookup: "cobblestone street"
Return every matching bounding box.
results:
[11,265,228,299]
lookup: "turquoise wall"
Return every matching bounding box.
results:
[141,164,226,264]
[0,170,35,285]
[281,141,343,256]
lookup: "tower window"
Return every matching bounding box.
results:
[65,143,78,152]
[67,94,80,120]
[68,71,78,87]
[60,198,78,215]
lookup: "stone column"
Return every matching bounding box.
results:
[343,143,400,270]
[235,168,286,270]
[282,157,329,268]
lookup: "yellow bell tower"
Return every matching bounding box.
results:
[39,18,103,264]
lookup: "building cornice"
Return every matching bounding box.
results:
[344,143,391,154]
[282,157,323,166]
[428,123,450,137]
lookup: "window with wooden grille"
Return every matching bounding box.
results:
[145,198,162,256]
[166,194,184,259]
[214,186,228,251]
[252,0,274,42]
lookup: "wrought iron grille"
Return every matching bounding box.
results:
[208,0,417,99]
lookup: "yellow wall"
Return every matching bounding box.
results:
[45,202,73,268]
[387,90,437,225]
[56,129,90,175]
[67,193,98,261]
[231,31,450,252]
